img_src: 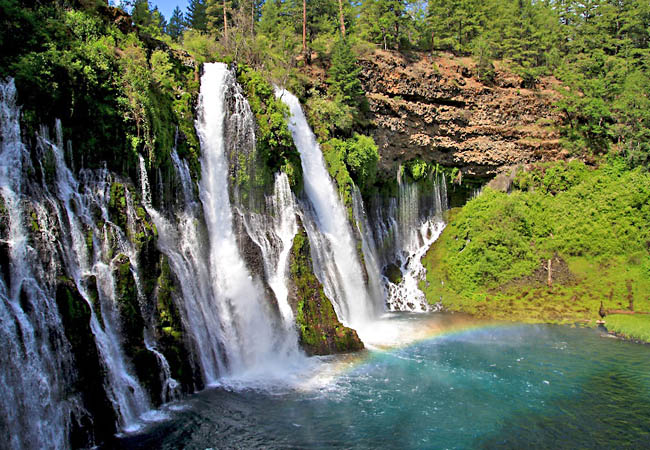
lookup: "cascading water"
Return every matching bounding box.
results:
[368,172,448,311]
[0,79,72,450]
[141,63,304,386]
[140,153,229,384]
[351,186,386,305]
[40,121,163,432]
[239,172,299,329]
[276,89,380,329]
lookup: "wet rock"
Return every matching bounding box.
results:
[385,263,403,285]
[55,278,117,447]
[288,223,364,356]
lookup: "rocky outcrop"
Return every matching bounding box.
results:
[358,50,567,179]
[288,225,364,356]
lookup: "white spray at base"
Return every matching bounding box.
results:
[276,89,381,332]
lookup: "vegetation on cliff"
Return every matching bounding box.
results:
[423,159,650,337]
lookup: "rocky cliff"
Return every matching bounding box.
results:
[358,50,567,180]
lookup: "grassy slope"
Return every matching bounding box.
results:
[421,161,650,340]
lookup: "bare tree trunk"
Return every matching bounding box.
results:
[338,0,346,37]
[547,259,552,288]
[251,0,255,37]
[223,0,228,40]
[302,0,307,53]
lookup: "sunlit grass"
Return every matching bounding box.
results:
[605,315,650,342]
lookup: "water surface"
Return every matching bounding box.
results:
[116,314,650,449]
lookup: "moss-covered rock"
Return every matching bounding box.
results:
[112,253,162,405]
[288,224,364,355]
[153,255,198,392]
[108,182,129,231]
[55,278,117,447]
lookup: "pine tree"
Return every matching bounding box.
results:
[186,0,208,32]
[358,0,406,50]
[327,36,364,107]
[167,6,185,41]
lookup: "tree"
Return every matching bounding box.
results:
[167,6,185,41]
[327,36,364,107]
[358,0,406,50]
[337,0,346,37]
[302,0,306,53]
[186,0,208,32]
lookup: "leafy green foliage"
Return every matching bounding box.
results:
[5,1,199,180]
[423,161,650,322]
[513,160,589,194]
[305,91,354,141]
[404,158,429,181]
[342,134,379,191]
[238,65,302,189]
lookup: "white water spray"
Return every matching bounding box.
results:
[0,79,72,450]
[369,174,448,311]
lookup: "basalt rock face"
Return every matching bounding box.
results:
[358,50,567,179]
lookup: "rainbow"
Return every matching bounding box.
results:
[298,314,523,390]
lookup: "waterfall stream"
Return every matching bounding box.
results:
[1,65,450,448]
[0,79,72,450]
[277,89,380,329]
[368,176,448,312]
[42,121,165,432]
[141,63,305,387]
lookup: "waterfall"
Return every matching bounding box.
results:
[141,63,304,386]
[239,172,299,328]
[122,191,180,404]
[0,79,72,450]
[140,153,229,384]
[40,121,163,432]
[276,89,380,329]
[351,186,386,305]
[369,174,448,311]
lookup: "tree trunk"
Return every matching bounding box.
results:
[547,259,552,288]
[302,0,307,54]
[251,0,255,37]
[337,0,346,37]
[223,0,228,40]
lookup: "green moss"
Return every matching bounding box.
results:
[290,226,363,355]
[109,182,128,231]
[29,211,39,233]
[237,65,303,192]
[154,255,193,389]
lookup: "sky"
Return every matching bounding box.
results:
[110,0,188,21]
[150,0,189,20]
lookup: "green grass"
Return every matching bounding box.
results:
[605,315,650,342]
[421,160,650,334]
